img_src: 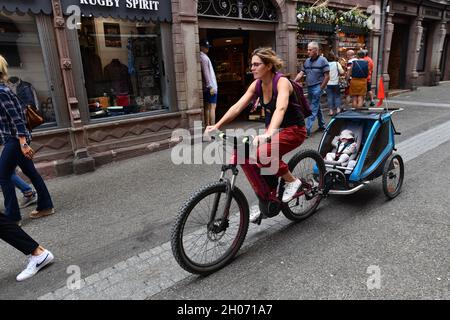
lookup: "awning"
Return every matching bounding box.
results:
[340,25,368,35]
[298,23,335,33]
[0,0,53,15]
[61,0,172,23]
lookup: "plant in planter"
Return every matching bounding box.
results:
[339,7,369,29]
[297,1,337,25]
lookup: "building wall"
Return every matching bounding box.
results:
[382,0,448,91]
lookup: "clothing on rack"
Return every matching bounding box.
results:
[127,38,136,75]
[0,19,21,67]
[103,59,132,95]
[80,47,104,97]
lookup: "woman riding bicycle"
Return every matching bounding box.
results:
[204,48,307,222]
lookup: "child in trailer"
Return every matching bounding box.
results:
[325,129,357,166]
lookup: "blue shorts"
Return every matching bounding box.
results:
[203,90,218,104]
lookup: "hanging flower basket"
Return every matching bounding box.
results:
[339,7,369,30]
[297,4,369,32]
[297,5,337,26]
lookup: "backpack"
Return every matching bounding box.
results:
[351,60,369,79]
[254,72,312,118]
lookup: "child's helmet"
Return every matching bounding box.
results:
[340,129,355,140]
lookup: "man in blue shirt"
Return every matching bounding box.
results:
[294,42,330,136]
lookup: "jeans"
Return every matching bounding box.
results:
[326,85,341,110]
[0,137,53,221]
[11,173,32,195]
[306,84,326,135]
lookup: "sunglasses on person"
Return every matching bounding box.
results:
[250,62,265,68]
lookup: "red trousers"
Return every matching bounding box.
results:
[257,125,307,177]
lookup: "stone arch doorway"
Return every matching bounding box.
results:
[196,0,289,121]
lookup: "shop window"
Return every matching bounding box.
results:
[77,17,168,120]
[417,27,428,72]
[337,33,366,60]
[0,12,56,128]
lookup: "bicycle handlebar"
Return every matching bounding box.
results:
[212,131,254,146]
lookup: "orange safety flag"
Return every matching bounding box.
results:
[377,76,385,107]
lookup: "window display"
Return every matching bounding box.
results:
[78,17,167,120]
[337,33,366,59]
[0,12,56,127]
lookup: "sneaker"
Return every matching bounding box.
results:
[370,101,375,107]
[29,208,55,219]
[316,126,326,132]
[282,179,302,202]
[19,191,37,209]
[249,207,262,224]
[16,249,54,281]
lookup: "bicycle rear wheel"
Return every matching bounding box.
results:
[171,181,249,275]
[281,149,326,221]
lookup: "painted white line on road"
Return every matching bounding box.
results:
[397,121,450,162]
[387,100,450,108]
[38,120,450,300]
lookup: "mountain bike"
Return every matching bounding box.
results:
[171,131,326,275]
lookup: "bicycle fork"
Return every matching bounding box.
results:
[208,165,239,233]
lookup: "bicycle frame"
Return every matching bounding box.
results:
[208,134,310,227]
[221,147,307,205]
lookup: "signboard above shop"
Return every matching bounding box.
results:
[0,0,53,15]
[60,0,172,22]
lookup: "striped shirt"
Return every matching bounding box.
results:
[0,83,31,145]
[302,56,330,87]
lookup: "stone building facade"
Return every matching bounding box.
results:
[9,1,447,177]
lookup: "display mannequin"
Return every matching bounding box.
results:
[7,76,39,110]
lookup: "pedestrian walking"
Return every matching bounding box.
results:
[363,49,375,107]
[326,52,345,116]
[348,50,369,109]
[0,55,55,225]
[0,147,38,210]
[0,213,54,281]
[11,173,37,208]
[344,50,357,107]
[200,39,218,127]
[294,42,330,137]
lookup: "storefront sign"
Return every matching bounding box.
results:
[297,33,329,46]
[61,0,172,22]
[0,0,52,15]
[78,0,160,10]
[392,2,417,15]
[422,7,442,19]
[338,34,365,49]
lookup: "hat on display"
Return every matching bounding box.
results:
[340,129,355,140]
[200,39,212,48]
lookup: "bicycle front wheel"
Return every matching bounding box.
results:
[171,181,249,275]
